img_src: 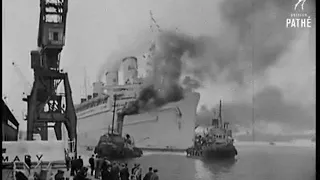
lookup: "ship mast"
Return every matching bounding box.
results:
[111,94,117,135]
[251,1,256,142]
[84,67,88,98]
[219,100,222,128]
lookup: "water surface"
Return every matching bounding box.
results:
[117,145,316,180]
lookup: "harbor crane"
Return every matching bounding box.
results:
[25,0,77,156]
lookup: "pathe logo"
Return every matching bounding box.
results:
[286,0,312,28]
[294,0,307,11]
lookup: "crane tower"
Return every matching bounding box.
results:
[25,0,77,154]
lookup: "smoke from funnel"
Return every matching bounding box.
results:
[120,30,206,116]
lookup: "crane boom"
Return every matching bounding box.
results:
[149,11,162,33]
[12,62,32,95]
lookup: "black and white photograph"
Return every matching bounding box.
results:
[2,0,316,180]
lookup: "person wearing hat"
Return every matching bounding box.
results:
[120,163,130,180]
[101,164,112,180]
[150,169,159,180]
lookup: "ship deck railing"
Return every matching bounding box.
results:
[8,160,67,180]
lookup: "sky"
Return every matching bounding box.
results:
[2,0,315,134]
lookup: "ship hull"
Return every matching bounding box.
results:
[76,92,200,155]
[202,144,237,159]
[122,92,200,150]
[186,144,238,160]
[76,107,114,155]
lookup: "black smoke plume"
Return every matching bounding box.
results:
[119,30,205,116]
[119,0,316,122]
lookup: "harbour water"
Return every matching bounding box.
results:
[81,143,315,180]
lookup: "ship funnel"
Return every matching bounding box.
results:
[106,71,118,86]
[121,56,138,85]
[93,82,104,96]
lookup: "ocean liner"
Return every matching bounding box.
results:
[75,56,200,154]
[76,11,201,154]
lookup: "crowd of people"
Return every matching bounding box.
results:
[62,154,159,180]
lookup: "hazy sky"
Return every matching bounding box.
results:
[3,0,315,133]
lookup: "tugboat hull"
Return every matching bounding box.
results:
[101,147,143,160]
[186,145,237,160]
[94,144,143,160]
[203,145,237,159]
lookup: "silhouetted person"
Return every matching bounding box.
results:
[131,163,137,174]
[120,163,130,180]
[111,161,120,180]
[54,170,64,180]
[89,155,95,176]
[135,164,142,180]
[101,157,109,171]
[94,155,101,179]
[102,165,112,180]
[65,155,71,171]
[150,169,159,180]
[78,156,83,168]
[126,134,132,145]
[143,167,153,180]
[71,157,82,176]
[70,157,75,176]
[74,167,90,180]
[24,155,32,168]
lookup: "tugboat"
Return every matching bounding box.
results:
[94,99,143,160]
[94,129,143,160]
[186,100,238,159]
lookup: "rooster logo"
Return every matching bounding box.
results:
[294,0,307,11]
